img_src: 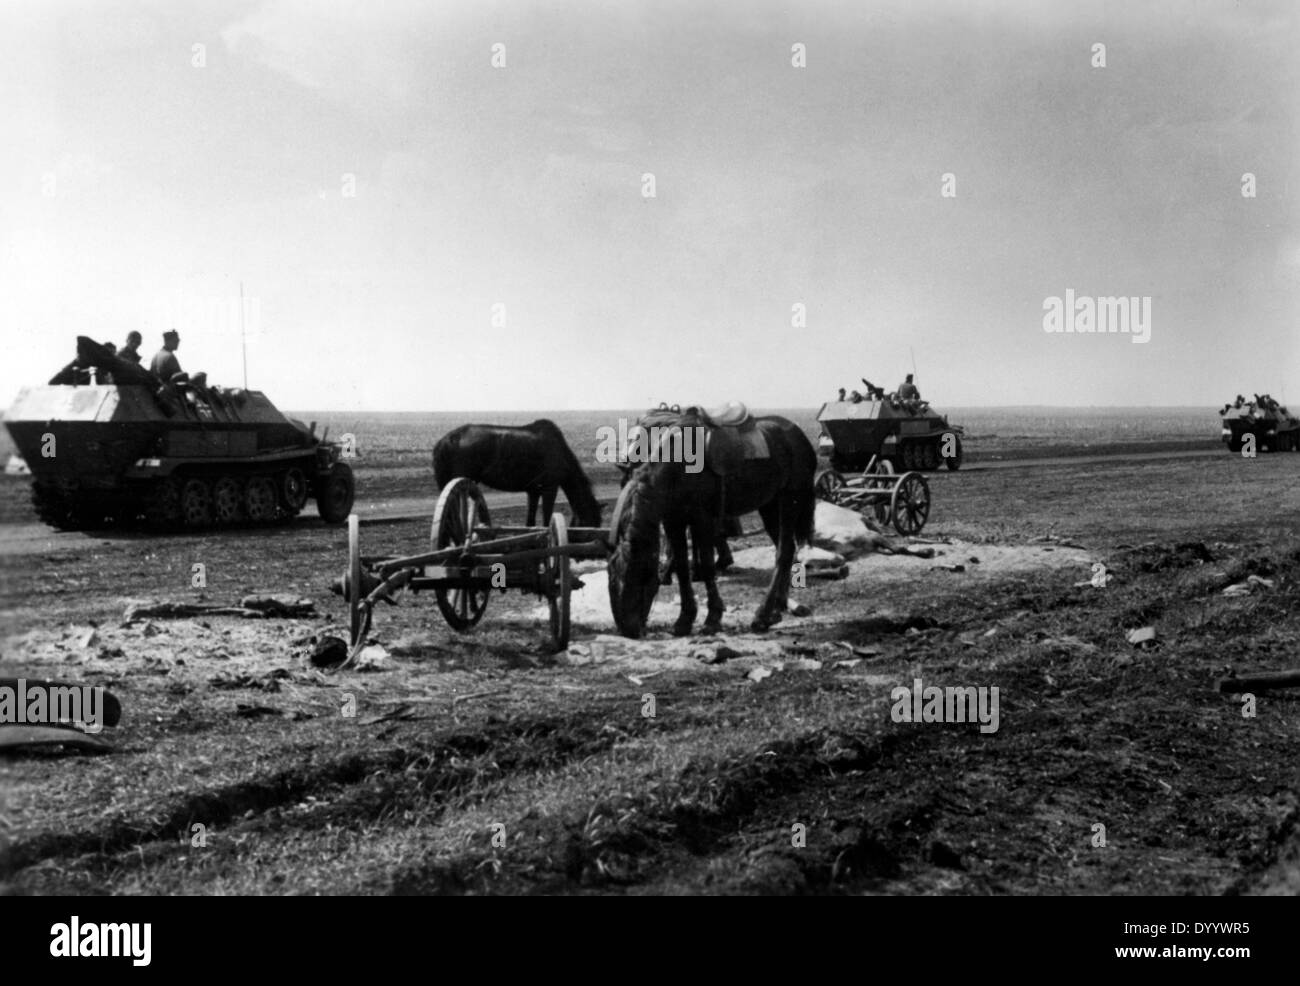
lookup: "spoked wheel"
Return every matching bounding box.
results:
[890,472,931,536]
[246,476,278,523]
[814,468,846,502]
[180,478,213,528]
[212,476,244,525]
[547,513,571,651]
[346,513,372,652]
[432,478,492,632]
[863,458,893,525]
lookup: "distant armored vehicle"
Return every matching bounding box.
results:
[817,379,965,472]
[1219,394,1299,453]
[4,336,355,530]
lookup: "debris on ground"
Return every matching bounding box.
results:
[834,641,880,658]
[1121,540,1215,573]
[1222,575,1276,597]
[787,657,823,671]
[0,725,113,754]
[123,595,316,622]
[353,644,390,671]
[310,636,349,668]
[1216,669,1300,693]
[1126,626,1158,648]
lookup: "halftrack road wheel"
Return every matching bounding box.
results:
[144,478,181,528]
[245,476,278,522]
[180,478,213,528]
[281,468,309,513]
[212,476,244,524]
[432,478,492,632]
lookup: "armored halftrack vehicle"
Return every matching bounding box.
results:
[817,381,965,472]
[1219,394,1300,453]
[4,336,355,530]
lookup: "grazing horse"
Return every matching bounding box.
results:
[607,409,817,637]
[617,462,741,578]
[433,420,602,527]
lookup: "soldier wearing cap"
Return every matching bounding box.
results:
[150,330,183,381]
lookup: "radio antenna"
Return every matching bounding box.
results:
[240,281,248,390]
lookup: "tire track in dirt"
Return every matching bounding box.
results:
[0,695,725,889]
[379,719,977,895]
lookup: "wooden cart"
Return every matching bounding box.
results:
[813,454,931,535]
[338,478,613,661]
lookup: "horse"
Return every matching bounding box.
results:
[616,462,741,579]
[432,420,602,528]
[607,409,817,637]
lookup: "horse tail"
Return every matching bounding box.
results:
[793,482,816,548]
[789,425,818,548]
[432,428,462,488]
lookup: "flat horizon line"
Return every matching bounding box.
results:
[284,403,1233,414]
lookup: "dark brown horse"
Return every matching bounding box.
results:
[433,420,602,527]
[607,410,817,637]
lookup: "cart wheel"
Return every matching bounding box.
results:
[890,472,931,536]
[432,478,492,632]
[814,468,846,502]
[547,513,571,651]
[347,513,371,649]
[872,495,892,527]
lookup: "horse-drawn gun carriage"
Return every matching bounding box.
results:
[813,454,932,536]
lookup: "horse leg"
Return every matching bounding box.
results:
[525,491,538,527]
[540,487,558,525]
[666,518,697,636]
[715,532,734,573]
[659,532,675,585]
[693,517,726,634]
[752,500,795,631]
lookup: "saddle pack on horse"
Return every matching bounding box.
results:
[632,401,770,476]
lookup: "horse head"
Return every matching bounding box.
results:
[606,467,662,638]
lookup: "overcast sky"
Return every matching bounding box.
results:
[1,0,1296,411]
